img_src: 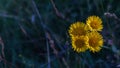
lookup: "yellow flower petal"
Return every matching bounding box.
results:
[68,22,87,37]
[87,31,103,53]
[71,36,89,53]
[86,16,103,31]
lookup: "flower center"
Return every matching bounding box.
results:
[72,28,86,36]
[90,21,98,29]
[75,39,85,48]
[89,38,98,47]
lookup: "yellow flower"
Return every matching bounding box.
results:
[71,36,89,53]
[87,32,103,53]
[86,16,103,31]
[68,22,87,37]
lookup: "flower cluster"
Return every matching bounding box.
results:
[68,16,103,53]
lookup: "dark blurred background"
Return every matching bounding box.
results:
[0,0,120,68]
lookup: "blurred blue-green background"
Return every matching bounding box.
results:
[0,0,120,68]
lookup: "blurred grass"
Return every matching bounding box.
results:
[0,0,120,68]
